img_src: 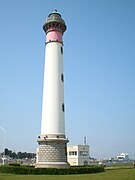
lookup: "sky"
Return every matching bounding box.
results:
[0,0,135,159]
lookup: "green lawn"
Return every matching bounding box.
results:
[0,168,135,180]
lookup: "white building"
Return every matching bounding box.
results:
[67,145,90,166]
[117,153,129,161]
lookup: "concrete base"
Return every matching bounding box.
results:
[36,136,69,168]
[35,162,69,168]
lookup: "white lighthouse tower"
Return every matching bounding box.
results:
[36,10,69,168]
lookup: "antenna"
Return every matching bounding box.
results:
[84,137,87,145]
[53,0,57,10]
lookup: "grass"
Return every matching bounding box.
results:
[0,167,135,180]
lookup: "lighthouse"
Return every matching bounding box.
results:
[36,10,69,168]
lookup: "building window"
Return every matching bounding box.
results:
[61,46,63,54]
[62,103,65,112]
[69,151,77,156]
[61,74,64,82]
[79,151,88,156]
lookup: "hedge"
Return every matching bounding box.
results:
[0,165,104,175]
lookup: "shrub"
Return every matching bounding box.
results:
[0,165,104,175]
[9,163,20,166]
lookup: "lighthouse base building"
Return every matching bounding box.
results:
[36,136,69,168]
[36,10,69,168]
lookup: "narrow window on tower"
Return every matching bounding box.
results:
[61,74,64,82]
[61,46,63,54]
[62,103,65,112]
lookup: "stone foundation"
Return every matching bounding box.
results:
[36,136,69,168]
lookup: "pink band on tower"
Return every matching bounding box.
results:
[46,31,62,43]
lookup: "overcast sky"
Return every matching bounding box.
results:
[0,0,135,159]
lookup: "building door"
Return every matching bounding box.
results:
[84,161,88,166]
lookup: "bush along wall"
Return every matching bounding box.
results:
[0,165,104,175]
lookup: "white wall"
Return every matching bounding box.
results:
[41,42,65,136]
[67,145,90,166]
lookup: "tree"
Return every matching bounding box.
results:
[5,148,12,157]
[3,148,36,159]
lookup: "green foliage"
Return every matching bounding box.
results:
[9,163,20,166]
[4,148,36,159]
[0,167,135,180]
[0,165,104,175]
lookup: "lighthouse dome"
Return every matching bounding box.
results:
[43,10,66,34]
